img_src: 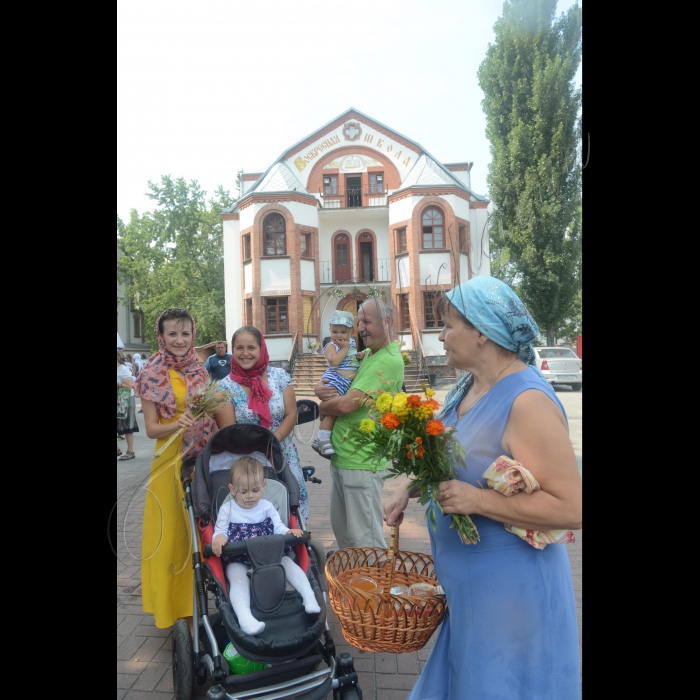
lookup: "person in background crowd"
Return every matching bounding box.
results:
[204,341,233,381]
[117,351,139,459]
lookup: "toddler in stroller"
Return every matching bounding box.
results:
[173,421,362,700]
[211,454,321,635]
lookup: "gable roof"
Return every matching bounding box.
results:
[223,108,488,211]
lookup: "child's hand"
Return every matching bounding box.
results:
[356,350,365,360]
[286,528,303,538]
[212,533,228,557]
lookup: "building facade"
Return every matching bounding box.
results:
[222,109,491,377]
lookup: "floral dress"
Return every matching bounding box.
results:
[220,367,309,522]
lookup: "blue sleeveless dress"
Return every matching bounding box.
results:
[408,368,580,700]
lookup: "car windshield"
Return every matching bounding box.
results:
[537,348,578,359]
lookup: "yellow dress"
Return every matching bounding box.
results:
[141,370,197,628]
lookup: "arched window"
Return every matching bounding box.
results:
[263,214,286,256]
[422,208,444,249]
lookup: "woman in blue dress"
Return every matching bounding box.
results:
[216,325,309,523]
[384,277,582,700]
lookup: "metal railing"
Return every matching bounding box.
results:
[320,259,391,285]
[288,331,300,375]
[319,189,388,209]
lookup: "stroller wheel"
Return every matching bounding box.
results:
[172,619,194,700]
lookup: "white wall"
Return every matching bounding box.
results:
[450,194,471,221]
[419,252,453,288]
[300,259,316,292]
[459,254,471,287]
[449,171,471,189]
[260,258,291,291]
[223,218,242,346]
[239,205,255,231]
[422,334,445,356]
[266,337,291,362]
[281,200,319,227]
[397,332,414,351]
[389,196,413,224]
[396,256,410,289]
[469,207,491,277]
[244,261,253,294]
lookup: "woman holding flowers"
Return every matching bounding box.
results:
[136,307,230,631]
[384,277,582,700]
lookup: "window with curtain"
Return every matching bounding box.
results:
[399,293,410,330]
[263,214,286,255]
[422,208,444,249]
[266,297,289,334]
[424,292,444,328]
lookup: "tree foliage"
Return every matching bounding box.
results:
[478,0,582,345]
[117,176,235,349]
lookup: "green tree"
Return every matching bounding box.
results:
[478,0,582,345]
[117,176,235,349]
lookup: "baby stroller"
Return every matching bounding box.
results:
[173,417,363,700]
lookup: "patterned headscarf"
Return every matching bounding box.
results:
[229,328,273,430]
[439,276,553,419]
[134,308,216,458]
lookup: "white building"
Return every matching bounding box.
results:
[222,108,490,379]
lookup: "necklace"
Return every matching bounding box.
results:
[456,356,520,419]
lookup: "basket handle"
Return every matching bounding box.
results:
[380,523,399,596]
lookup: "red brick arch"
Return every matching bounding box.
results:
[306,146,402,194]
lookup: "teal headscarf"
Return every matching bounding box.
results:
[439,276,553,418]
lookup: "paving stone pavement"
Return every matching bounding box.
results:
[116,386,582,699]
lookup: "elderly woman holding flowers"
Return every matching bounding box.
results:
[383,277,582,700]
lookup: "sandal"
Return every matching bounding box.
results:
[117,448,123,457]
[118,451,135,461]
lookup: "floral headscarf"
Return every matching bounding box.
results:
[134,308,216,458]
[440,276,553,419]
[229,328,273,429]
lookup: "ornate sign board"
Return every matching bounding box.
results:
[286,122,419,184]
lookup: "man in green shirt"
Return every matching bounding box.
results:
[316,300,405,549]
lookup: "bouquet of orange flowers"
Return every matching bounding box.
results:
[349,382,480,544]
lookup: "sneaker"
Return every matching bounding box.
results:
[312,438,335,456]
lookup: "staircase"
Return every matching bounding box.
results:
[291,349,431,397]
[401,350,432,393]
[291,353,330,396]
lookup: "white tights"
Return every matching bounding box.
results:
[225,556,321,636]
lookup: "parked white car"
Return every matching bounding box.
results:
[533,347,582,391]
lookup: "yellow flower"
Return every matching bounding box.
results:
[391,393,410,421]
[359,419,376,434]
[376,393,394,413]
[424,387,435,398]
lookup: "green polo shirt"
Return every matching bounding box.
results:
[330,342,405,471]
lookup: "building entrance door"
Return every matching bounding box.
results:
[359,235,374,281]
[346,175,362,207]
[334,233,351,282]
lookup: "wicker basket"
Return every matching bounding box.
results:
[325,523,447,653]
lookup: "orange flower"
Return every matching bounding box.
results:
[423,399,440,410]
[407,394,422,408]
[381,413,401,430]
[426,419,445,436]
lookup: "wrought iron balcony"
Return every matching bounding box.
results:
[319,259,391,285]
[319,188,388,209]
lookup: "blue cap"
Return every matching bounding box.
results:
[330,311,354,328]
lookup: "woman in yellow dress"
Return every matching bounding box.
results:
[135,307,230,631]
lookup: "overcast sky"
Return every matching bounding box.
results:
[117,0,581,222]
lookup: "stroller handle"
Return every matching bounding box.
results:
[203,531,311,559]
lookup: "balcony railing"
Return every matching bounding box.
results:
[320,259,391,285]
[319,188,388,209]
